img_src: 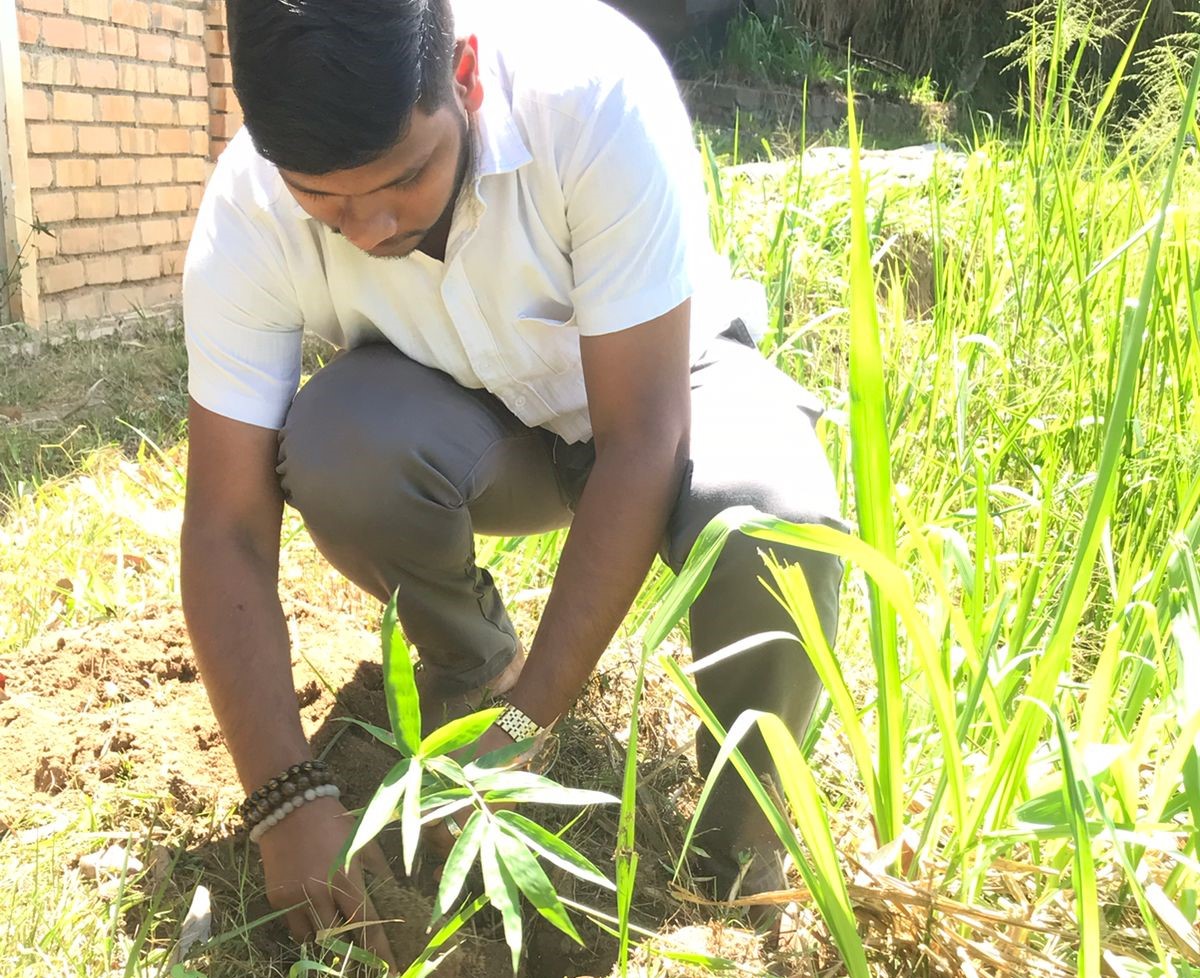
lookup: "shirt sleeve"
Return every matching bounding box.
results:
[561,47,714,337]
[183,176,304,431]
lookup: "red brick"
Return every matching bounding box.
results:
[138,156,173,184]
[119,127,156,154]
[85,255,125,285]
[153,184,189,212]
[190,130,208,155]
[208,85,235,113]
[125,253,162,280]
[205,1,226,28]
[110,0,149,29]
[175,37,205,67]
[204,28,227,55]
[23,89,49,122]
[118,63,155,93]
[137,96,174,125]
[66,292,105,321]
[211,113,244,139]
[17,13,40,44]
[99,157,137,186]
[106,26,137,56]
[41,16,87,49]
[23,0,65,13]
[116,186,155,215]
[41,260,86,294]
[20,52,35,84]
[178,100,208,127]
[174,156,207,183]
[208,55,232,85]
[77,126,119,155]
[98,94,136,123]
[76,190,118,219]
[141,218,176,245]
[155,66,190,96]
[150,2,186,32]
[52,91,93,122]
[101,221,140,251]
[106,286,147,316]
[38,231,60,259]
[75,58,118,88]
[60,226,102,254]
[209,137,228,161]
[56,158,97,187]
[185,9,203,34]
[155,127,190,154]
[28,158,54,188]
[66,0,110,19]
[30,123,74,153]
[188,184,204,207]
[136,32,173,62]
[32,190,75,223]
[144,280,181,306]
[161,248,186,275]
[27,54,73,86]
[190,73,207,98]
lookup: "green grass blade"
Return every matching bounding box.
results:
[1052,709,1100,978]
[845,79,903,844]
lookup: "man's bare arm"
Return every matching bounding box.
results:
[181,398,396,965]
[180,398,309,789]
[504,300,692,727]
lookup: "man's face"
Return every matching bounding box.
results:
[279,103,472,260]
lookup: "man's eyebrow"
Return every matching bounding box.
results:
[282,161,426,198]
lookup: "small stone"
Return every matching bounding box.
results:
[78,844,144,879]
[102,681,120,701]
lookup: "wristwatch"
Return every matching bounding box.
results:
[494,700,545,743]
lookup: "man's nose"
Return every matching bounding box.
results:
[336,200,399,252]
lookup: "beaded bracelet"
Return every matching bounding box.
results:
[248,783,342,844]
[240,759,332,829]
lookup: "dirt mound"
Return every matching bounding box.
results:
[0,603,401,822]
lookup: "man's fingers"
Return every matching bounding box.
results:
[362,840,392,880]
[305,889,342,940]
[285,906,314,944]
[334,871,398,972]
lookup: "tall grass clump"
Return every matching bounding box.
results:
[641,0,1200,973]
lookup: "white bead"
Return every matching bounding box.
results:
[304,788,317,801]
[282,801,296,815]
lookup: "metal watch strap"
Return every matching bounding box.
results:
[494,701,544,743]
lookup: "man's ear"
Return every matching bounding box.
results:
[454,35,484,112]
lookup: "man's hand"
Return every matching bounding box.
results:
[424,723,539,863]
[258,796,398,972]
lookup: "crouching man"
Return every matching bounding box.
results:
[180,0,843,965]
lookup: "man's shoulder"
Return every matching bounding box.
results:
[203,128,295,224]
[470,0,671,119]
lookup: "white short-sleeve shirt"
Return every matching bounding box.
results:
[183,0,765,443]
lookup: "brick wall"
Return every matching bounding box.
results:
[15,0,222,326]
[204,0,240,160]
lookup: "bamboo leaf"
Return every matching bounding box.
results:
[495,824,584,945]
[345,757,411,870]
[480,827,523,973]
[495,811,614,891]
[434,811,485,918]
[381,594,422,755]
[418,708,504,759]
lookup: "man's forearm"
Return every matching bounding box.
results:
[181,531,310,792]
[505,436,687,727]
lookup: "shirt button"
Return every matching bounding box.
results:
[515,396,528,407]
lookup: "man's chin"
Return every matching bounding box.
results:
[365,240,419,260]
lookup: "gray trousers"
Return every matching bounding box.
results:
[276,324,844,891]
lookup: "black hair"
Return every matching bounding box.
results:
[228,0,456,174]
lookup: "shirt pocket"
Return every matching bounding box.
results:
[512,314,581,376]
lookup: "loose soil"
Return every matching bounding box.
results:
[0,599,776,977]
